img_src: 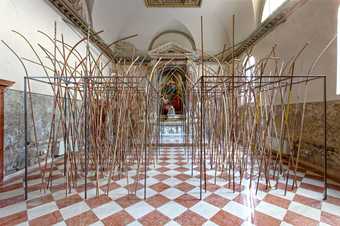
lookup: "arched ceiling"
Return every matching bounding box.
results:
[90,0,256,55]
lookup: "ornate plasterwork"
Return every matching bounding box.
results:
[149,42,195,59]
[144,0,201,8]
[112,41,137,57]
[48,0,116,60]
[65,0,91,23]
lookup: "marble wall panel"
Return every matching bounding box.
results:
[4,89,57,175]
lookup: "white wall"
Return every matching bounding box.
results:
[0,0,101,94]
[252,0,340,102]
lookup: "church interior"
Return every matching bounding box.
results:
[0,0,340,225]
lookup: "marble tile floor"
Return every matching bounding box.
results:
[1,147,340,226]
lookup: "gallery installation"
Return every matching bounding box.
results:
[0,0,340,225]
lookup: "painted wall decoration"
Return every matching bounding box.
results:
[4,89,57,176]
[160,68,186,115]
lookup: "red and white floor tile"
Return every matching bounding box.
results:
[1,147,340,226]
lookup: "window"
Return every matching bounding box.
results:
[337,5,340,95]
[261,0,287,22]
[243,56,256,80]
[241,56,256,104]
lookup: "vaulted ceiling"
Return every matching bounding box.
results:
[90,0,257,56]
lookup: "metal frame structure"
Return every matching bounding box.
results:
[23,75,160,200]
[191,74,328,200]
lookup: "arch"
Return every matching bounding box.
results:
[148,30,196,51]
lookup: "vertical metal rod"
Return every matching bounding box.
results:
[201,16,208,192]
[144,91,148,200]
[202,78,207,192]
[187,93,191,173]
[323,76,327,200]
[191,94,194,176]
[24,77,28,200]
[231,14,236,192]
[200,78,203,200]
[84,78,88,199]
[159,78,162,149]
[160,101,162,149]
[199,15,204,200]
[63,86,67,177]
[84,19,91,200]
[184,92,187,156]
[158,92,161,159]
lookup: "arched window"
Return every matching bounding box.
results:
[261,0,287,22]
[242,56,256,104]
[337,5,340,95]
[243,56,256,80]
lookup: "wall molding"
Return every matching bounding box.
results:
[144,0,202,8]
[47,0,115,60]
[217,0,309,63]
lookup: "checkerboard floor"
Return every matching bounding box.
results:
[1,146,340,226]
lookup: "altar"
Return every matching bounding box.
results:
[160,118,186,144]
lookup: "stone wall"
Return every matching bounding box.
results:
[274,100,340,177]
[4,89,57,176]
[299,100,340,171]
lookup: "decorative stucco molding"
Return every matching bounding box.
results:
[48,0,116,60]
[145,0,201,8]
[217,0,309,63]
[149,42,195,59]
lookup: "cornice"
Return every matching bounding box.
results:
[0,79,15,88]
[48,0,116,60]
[144,0,201,8]
[217,0,309,63]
